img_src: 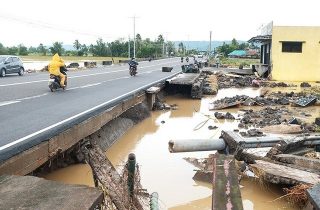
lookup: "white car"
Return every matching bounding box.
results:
[197,54,203,58]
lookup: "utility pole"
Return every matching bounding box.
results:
[133,16,136,58]
[129,15,139,58]
[209,31,212,59]
[162,42,165,58]
[187,34,190,55]
[128,36,130,59]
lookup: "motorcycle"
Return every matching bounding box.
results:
[48,67,67,92]
[129,65,137,76]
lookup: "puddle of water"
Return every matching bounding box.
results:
[44,86,319,209]
[43,164,95,187]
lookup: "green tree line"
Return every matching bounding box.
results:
[0,34,176,58]
[216,38,255,57]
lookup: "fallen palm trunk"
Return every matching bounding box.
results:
[82,144,141,210]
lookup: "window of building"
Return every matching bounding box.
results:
[281,42,303,53]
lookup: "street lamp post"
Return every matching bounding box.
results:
[133,16,136,58]
[128,36,130,59]
[209,31,212,60]
[129,15,138,58]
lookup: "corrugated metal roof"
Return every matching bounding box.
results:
[228,50,246,56]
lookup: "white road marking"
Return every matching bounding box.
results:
[0,60,179,87]
[0,71,180,151]
[18,93,48,101]
[0,101,20,107]
[0,93,49,107]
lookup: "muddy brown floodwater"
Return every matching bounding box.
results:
[43,87,317,210]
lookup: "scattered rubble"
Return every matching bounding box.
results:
[208,125,218,130]
[238,107,317,132]
[211,91,319,110]
[84,62,97,68]
[152,96,178,111]
[216,72,296,89]
[240,129,265,137]
[214,112,235,120]
[300,82,311,87]
[67,63,80,68]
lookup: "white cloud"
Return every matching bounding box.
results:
[1,0,320,46]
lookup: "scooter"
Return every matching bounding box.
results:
[48,67,67,92]
[129,65,137,76]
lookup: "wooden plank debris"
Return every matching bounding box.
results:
[250,160,320,185]
[212,154,243,210]
[307,184,320,210]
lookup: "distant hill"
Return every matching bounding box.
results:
[173,41,246,51]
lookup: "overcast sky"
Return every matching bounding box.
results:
[1,0,320,47]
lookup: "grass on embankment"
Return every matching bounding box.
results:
[211,58,260,68]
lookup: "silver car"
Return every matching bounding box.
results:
[0,55,25,77]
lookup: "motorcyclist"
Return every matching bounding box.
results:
[128,57,138,69]
[186,56,189,62]
[181,57,183,62]
[48,53,66,87]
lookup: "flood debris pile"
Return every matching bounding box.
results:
[217,73,255,88]
[215,72,297,89]
[238,107,318,133]
[211,91,319,110]
[176,131,320,209]
[209,88,320,133]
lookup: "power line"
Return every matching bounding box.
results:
[0,14,116,40]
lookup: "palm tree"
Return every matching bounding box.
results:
[73,40,81,51]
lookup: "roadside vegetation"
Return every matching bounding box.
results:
[218,58,260,68]
[209,38,260,68]
[0,34,176,59]
[20,55,127,63]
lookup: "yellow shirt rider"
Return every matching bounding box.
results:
[48,53,66,87]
